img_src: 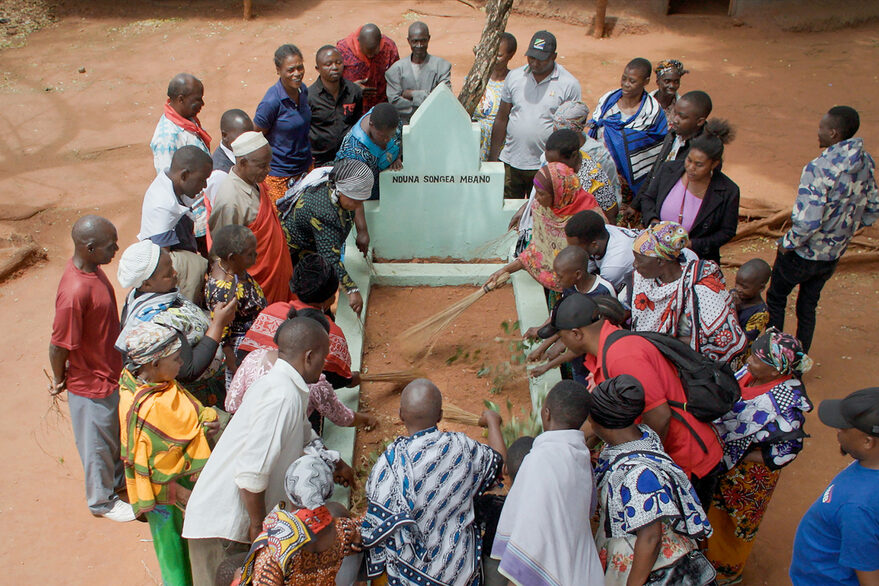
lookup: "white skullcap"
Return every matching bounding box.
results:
[231,131,270,158]
[117,240,161,289]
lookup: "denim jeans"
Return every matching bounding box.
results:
[766,250,838,352]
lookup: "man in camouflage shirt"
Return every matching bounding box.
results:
[767,106,879,351]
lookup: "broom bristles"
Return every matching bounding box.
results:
[471,229,515,259]
[443,402,482,426]
[397,274,511,359]
[359,368,426,383]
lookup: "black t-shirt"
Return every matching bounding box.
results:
[307,77,364,166]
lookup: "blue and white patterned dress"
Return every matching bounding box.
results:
[714,367,813,471]
[361,427,502,586]
[595,426,712,585]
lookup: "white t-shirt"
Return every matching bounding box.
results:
[500,64,582,170]
[589,225,640,291]
[182,359,322,543]
[204,143,236,205]
[137,170,193,246]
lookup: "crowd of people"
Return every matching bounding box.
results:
[46,18,879,586]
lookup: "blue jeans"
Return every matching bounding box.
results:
[766,250,838,352]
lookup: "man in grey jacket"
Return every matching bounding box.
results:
[385,21,451,124]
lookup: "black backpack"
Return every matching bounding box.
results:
[601,329,740,423]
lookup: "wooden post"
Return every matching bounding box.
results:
[594,0,608,38]
[456,0,515,116]
[243,0,253,20]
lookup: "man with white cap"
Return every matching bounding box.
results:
[138,145,212,304]
[209,130,293,305]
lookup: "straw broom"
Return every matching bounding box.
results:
[397,273,511,359]
[471,229,515,259]
[442,402,482,426]
[359,368,426,385]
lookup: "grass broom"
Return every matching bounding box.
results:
[470,229,515,259]
[442,402,482,426]
[397,273,511,359]
[359,368,426,385]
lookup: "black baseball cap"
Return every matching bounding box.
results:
[525,31,557,60]
[818,387,879,437]
[538,293,601,339]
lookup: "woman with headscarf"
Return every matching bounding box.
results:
[238,253,356,389]
[116,240,237,408]
[119,321,220,586]
[239,450,363,585]
[486,161,602,295]
[705,328,813,584]
[652,59,689,120]
[552,100,621,216]
[629,221,747,364]
[278,158,374,316]
[590,375,715,586]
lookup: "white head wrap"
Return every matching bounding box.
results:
[284,446,339,509]
[231,131,270,158]
[117,240,162,289]
[332,158,374,201]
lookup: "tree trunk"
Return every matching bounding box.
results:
[594,0,608,38]
[243,0,253,20]
[457,0,515,116]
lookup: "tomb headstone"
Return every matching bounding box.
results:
[365,84,516,260]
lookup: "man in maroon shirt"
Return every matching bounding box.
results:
[49,215,134,522]
[336,23,399,111]
[539,293,723,508]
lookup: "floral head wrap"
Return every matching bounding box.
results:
[752,327,813,376]
[283,446,340,534]
[552,101,591,133]
[655,59,688,80]
[533,162,583,211]
[632,221,690,261]
[124,321,181,367]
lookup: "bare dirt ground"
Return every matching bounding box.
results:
[351,285,532,513]
[1,0,878,583]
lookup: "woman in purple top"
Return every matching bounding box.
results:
[255,44,313,204]
[639,119,740,262]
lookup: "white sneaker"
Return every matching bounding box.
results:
[101,499,136,522]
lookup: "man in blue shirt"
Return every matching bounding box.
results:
[790,387,879,586]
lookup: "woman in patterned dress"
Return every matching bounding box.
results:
[591,375,715,586]
[705,328,813,584]
[277,159,374,316]
[204,225,267,386]
[628,221,747,365]
[239,451,363,585]
[472,32,517,160]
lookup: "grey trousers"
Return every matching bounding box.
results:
[68,389,124,515]
[188,537,249,586]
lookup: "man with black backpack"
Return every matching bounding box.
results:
[539,293,725,508]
